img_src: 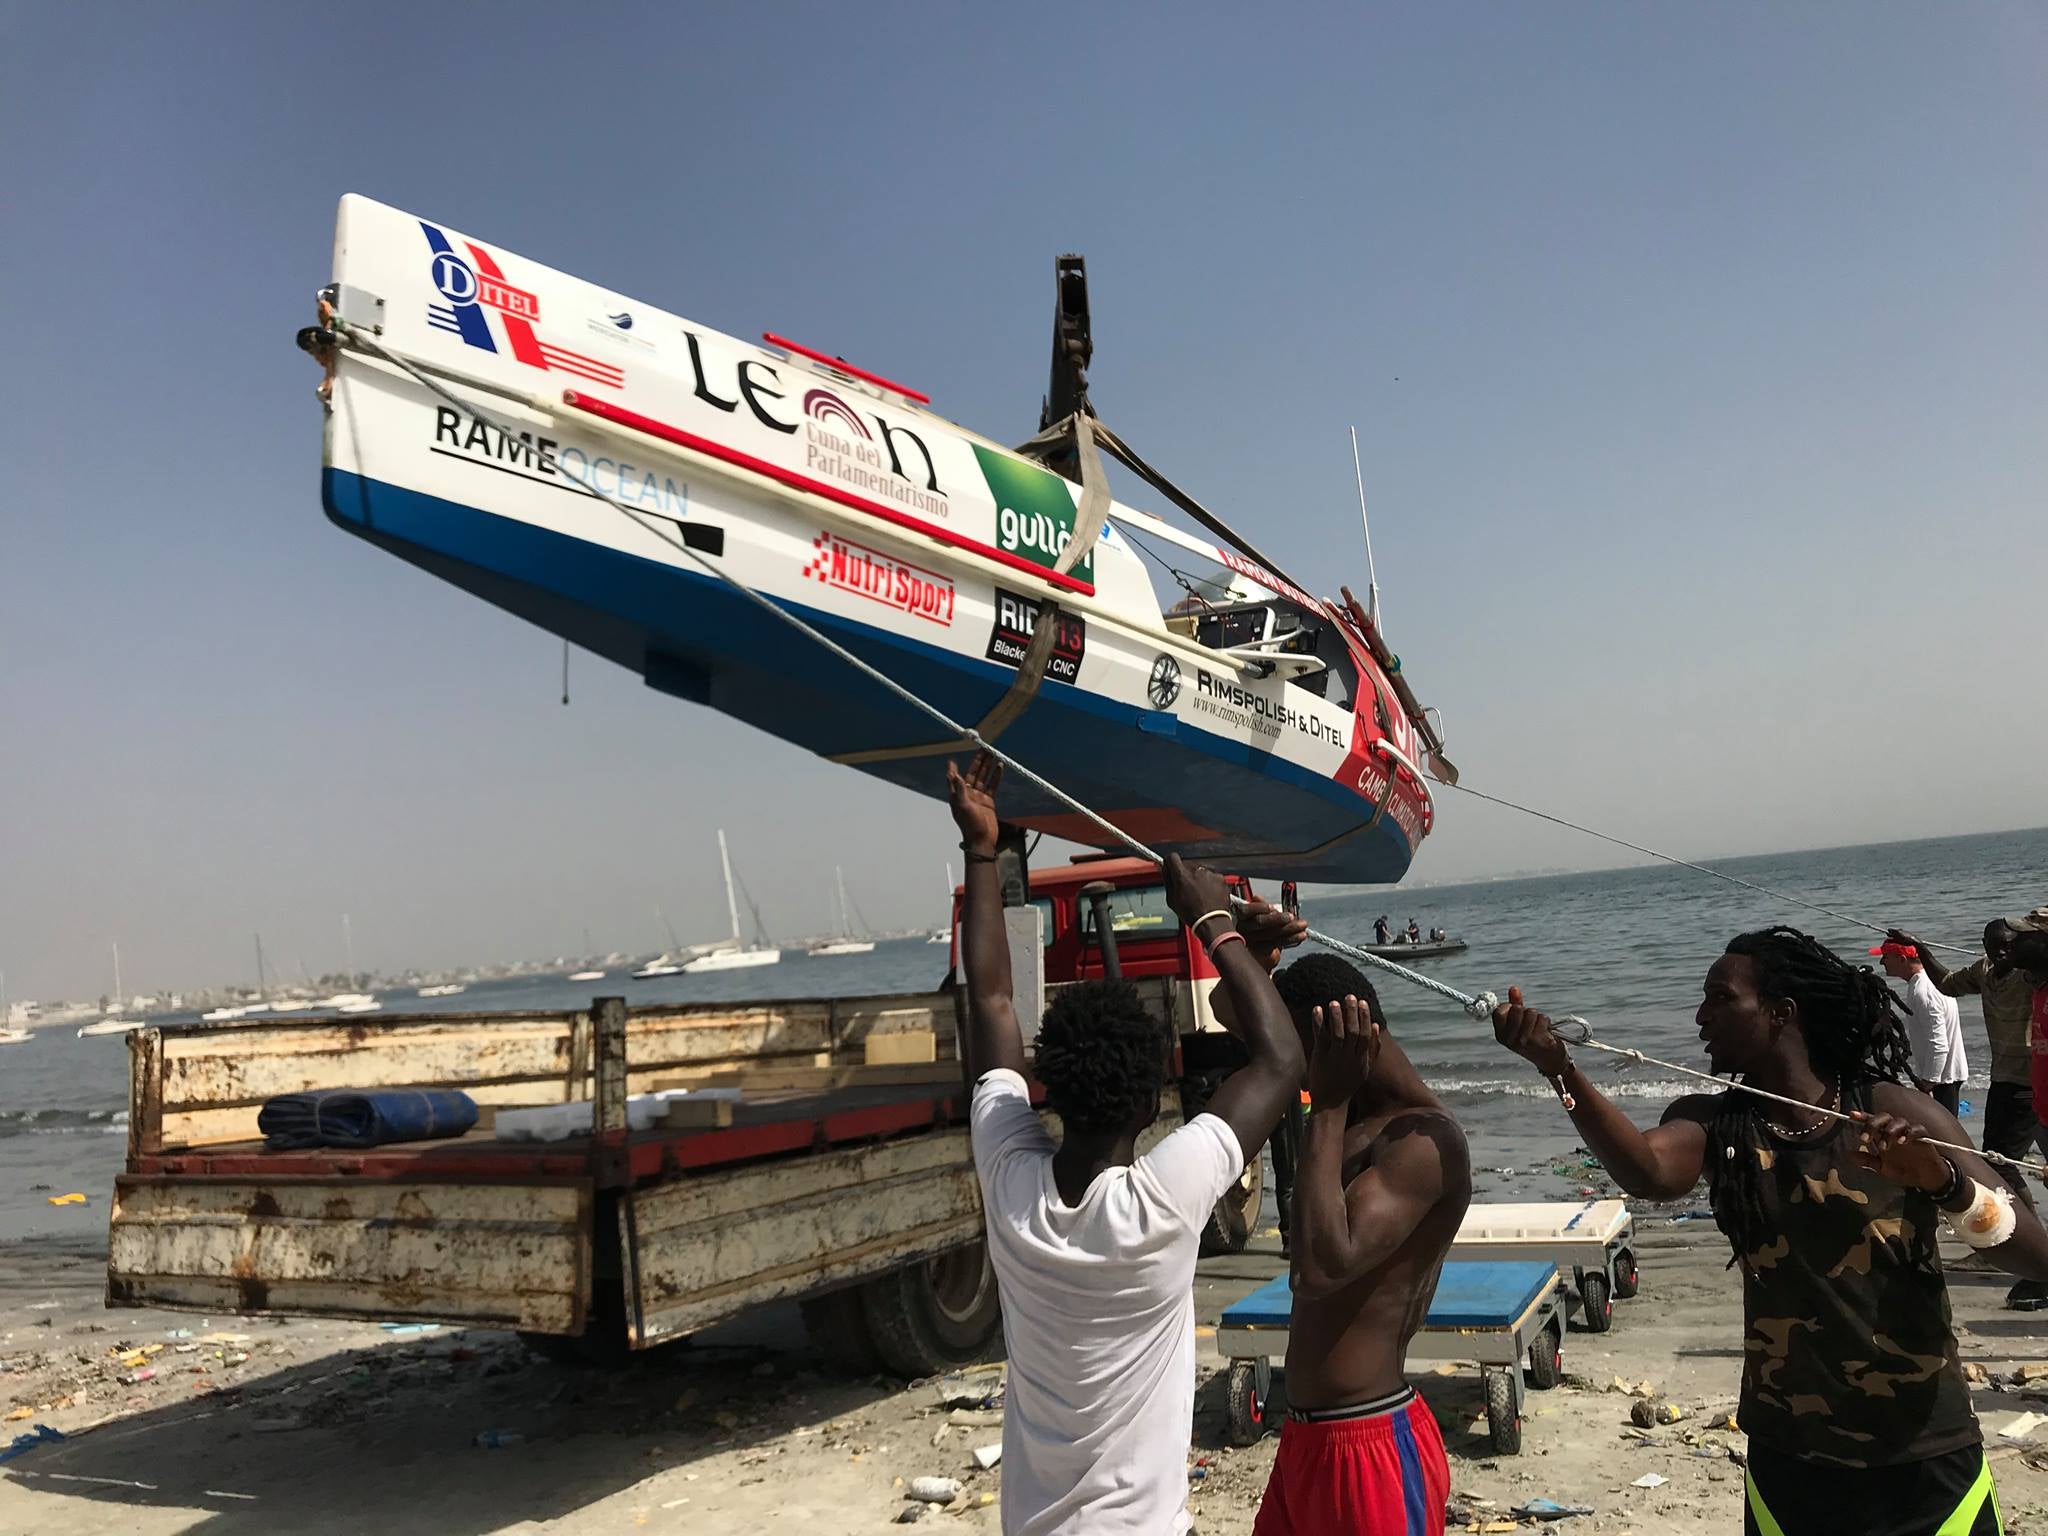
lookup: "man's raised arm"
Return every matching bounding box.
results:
[948,753,1027,1083]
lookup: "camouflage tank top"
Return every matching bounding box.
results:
[1711,1081,1979,1467]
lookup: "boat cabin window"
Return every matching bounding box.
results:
[1078,884,1179,947]
[1189,600,1356,707]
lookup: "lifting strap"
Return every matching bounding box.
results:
[829,412,1109,767]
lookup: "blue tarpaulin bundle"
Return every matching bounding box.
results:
[259,1088,479,1150]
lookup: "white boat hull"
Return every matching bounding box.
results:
[806,940,876,957]
[77,1019,145,1038]
[315,197,1434,884]
[681,947,782,974]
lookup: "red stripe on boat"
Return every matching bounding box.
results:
[762,332,931,404]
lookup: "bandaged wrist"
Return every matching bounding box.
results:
[1952,1180,2018,1249]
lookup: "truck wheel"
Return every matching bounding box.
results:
[801,1286,886,1376]
[1612,1247,1640,1299]
[860,1240,1003,1377]
[1527,1318,1563,1390]
[1577,1271,1613,1333]
[1484,1368,1522,1455]
[1225,1358,1270,1445]
[1200,1154,1264,1256]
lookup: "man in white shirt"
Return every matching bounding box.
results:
[947,752,1305,1536]
[1873,939,1968,1115]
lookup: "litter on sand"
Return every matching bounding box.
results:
[1631,1473,1669,1489]
[44,1193,86,1207]
[908,1476,962,1503]
[1996,1412,2046,1441]
[1512,1499,1596,1521]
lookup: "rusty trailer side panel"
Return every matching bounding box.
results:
[623,1125,983,1345]
[107,1175,593,1332]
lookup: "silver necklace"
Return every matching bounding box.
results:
[1759,1078,1839,1140]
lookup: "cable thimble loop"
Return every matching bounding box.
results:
[1464,990,1499,1021]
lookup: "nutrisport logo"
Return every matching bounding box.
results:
[800,531,956,627]
[419,222,624,389]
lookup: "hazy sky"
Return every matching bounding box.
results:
[4,5,2044,1001]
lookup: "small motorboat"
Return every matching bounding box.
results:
[417,983,468,998]
[568,969,607,982]
[632,959,684,979]
[1360,938,1468,960]
[309,197,1450,884]
[0,1028,30,1047]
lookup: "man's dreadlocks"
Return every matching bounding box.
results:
[1706,926,1913,1273]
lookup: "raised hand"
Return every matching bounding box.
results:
[1235,895,1308,974]
[1307,994,1381,1106]
[945,752,1003,853]
[1492,985,1571,1077]
[1162,853,1232,931]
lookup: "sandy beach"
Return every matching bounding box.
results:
[5,1201,2046,1535]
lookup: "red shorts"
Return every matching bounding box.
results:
[1251,1388,1449,1536]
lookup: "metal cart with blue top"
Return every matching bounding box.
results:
[1451,1198,1637,1332]
[1214,1260,1564,1455]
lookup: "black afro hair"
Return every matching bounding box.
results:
[1273,952,1386,1028]
[1033,979,1170,1133]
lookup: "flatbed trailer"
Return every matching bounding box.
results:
[108,857,1277,1370]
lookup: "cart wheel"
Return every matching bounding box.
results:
[1226,1359,1270,1446]
[1484,1368,1522,1455]
[1612,1248,1640,1300]
[1527,1318,1563,1390]
[1578,1271,1614,1333]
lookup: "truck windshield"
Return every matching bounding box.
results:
[1078,884,1178,945]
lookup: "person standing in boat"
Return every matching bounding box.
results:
[1246,950,1470,1535]
[1889,918,2048,1311]
[1493,927,2048,1536]
[947,752,1304,1536]
[1871,939,1968,1115]
[1373,915,1393,947]
[1404,918,1422,945]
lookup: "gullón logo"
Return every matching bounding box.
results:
[1148,654,1182,709]
[970,446,1094,585]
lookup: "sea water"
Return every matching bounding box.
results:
[6,827,2040,1245]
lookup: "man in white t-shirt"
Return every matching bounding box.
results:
[1873,939,1968,1116]
[947,753,1306,1536]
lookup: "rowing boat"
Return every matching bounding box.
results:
[309,197,1445,882]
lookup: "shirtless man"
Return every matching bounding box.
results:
[1250,952,1473,1535]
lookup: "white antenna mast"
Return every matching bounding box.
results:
[1348,426,1381,631]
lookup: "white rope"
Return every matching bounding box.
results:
[1441,780,1976,955]
[327,325,2038,1179]
[1551,1019,2048,1179]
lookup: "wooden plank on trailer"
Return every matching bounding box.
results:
[660,1096,735,1130]
[864,1030,937,1066]
[673,1062,962,1094]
